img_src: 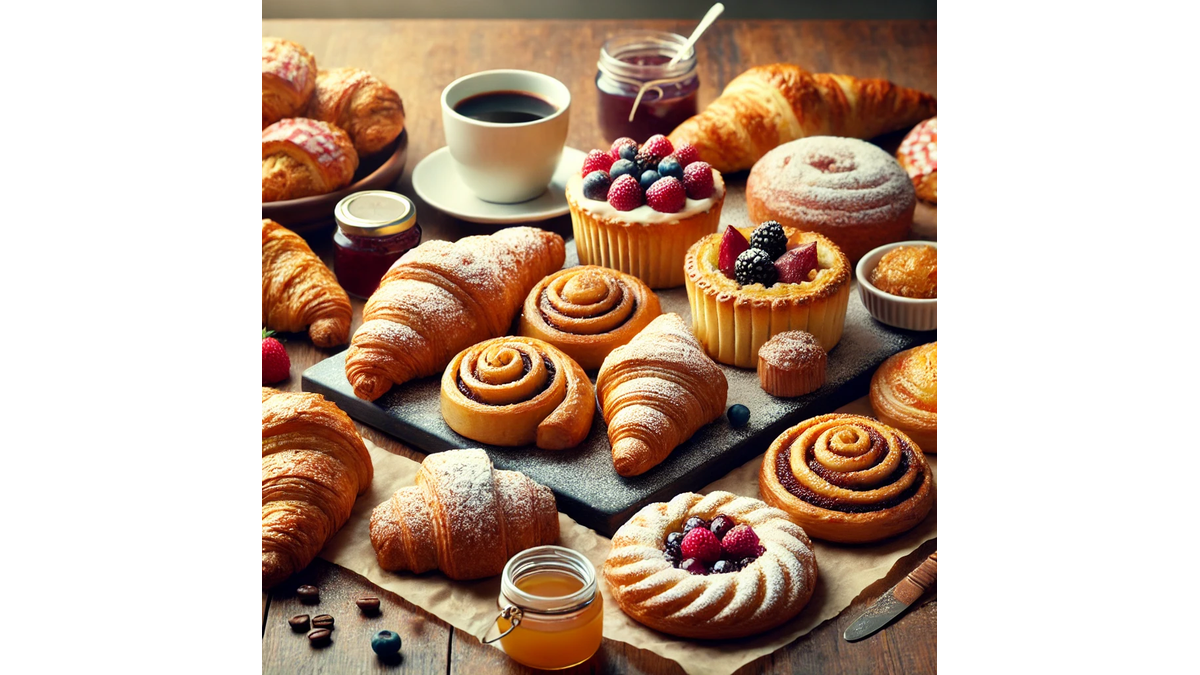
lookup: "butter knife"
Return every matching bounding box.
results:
[844,551,937,642]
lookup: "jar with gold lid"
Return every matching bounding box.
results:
[332,190,421,299]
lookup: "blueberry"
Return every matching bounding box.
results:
[682,516,708,534]
[711,559,736,574]
[582,170,612,200]
[658,156,684,180]
[727,404,750,428]
[618,143,639,162]
[680,558,708,575]
[371,630,402,656]
[710,515,735,539]
[610,158,638,181]
[639,170,661,191]
[664,549,681,566]
[666,531,684,551]
[738,556,757,569]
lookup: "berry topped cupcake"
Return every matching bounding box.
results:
[567,135,725,289]
[684,221,851,368]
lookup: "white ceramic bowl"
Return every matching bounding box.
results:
[856,240,937,331]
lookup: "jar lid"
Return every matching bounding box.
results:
[335,191,417,237]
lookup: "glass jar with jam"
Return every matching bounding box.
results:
[485,545,603,670]
[333,190,421,299]
[595,30,700,142]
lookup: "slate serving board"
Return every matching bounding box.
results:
[302,244,935,537]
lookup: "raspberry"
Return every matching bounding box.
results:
[735,248,778,287]
[720,525,763,560]
[682,161,715,200]
[581,149,614,177]
[749,221,788,260]
[609,137,638,160]
[674,141,700,167]
[680,527,721,564]
[646,176,685,213]
[775,242,818,284]
[717,226,750,279]
[582,170,612,201]
[641,134,674,159]
[606,174,643,211]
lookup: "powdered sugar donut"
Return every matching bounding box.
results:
[897,117,937,204]
[746,137,916,263]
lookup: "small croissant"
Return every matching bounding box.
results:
[262,219,352,347]
[596,313,728,476]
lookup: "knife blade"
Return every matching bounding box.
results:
[844,551,937,642]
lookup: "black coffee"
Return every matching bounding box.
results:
[454,90,558,123]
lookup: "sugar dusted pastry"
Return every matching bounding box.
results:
[308,67,406,156]
[262,118,359,202]
[603,491,817,639]
[870,342,937,452]
[870,245,937,299]
[261,219,352,347]
[262,37,317,128]
[369,449,558,580]
[440,337,594,450]
[518,265,661,370]
[759,414,935,543]
[758,331,826,397]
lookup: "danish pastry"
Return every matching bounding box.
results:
[262,37,317,129]
[897,117,937,203]
[870,342,937,453]
[262,118,359,202]
[603,491,817,639]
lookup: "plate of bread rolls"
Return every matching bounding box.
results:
[262,37,409,233]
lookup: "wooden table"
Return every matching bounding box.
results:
[262,18,937,674]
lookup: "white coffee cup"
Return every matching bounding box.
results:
[441,70,571,204]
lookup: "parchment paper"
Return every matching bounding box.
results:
[320,396,936,675]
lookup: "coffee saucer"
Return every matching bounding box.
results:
[411,146,586,224]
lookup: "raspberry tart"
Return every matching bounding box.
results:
[603,491,817,639]
[684,221,850,368]
[567,135,725,289]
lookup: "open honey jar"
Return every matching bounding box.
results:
[487,545,603,669]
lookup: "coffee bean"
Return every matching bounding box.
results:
[307,628,332,647]
[312,614,335,629]
[356,597,381,615]
[289,614,310,632]
[296,585,319,604]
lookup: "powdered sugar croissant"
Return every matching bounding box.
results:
[596,313,727,476]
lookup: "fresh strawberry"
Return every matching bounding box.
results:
[683,161,715,200]
[606,174,643,211]
[718,226,750,279]
[262,328,291,385]
[775,242,818,284]
[720,525,764,560]
[680,527,722,564]
[673,141,701,168]
[645,176,685,213]
[641,134,674,159]
[609,137,638,160]
[581,149,614,177]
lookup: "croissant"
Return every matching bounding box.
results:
[262,219,352,347]
[369,449,559,580]
[262,388,373,590]
[668,64,937,173]
[307,68,406,156]
[262,118,359,202]
[596,313,728,476]
[346,227,566,401]
[262,37,317,129]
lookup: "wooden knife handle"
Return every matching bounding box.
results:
[893,552,937,604]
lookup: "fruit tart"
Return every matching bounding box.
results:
[684,221,850,368]
[603,491,817,639]
[567,135,725,289]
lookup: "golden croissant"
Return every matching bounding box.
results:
[369,449,559,580]
[346,226,565,401]
[596,313,728,476]
[262,388,373,589]
[262,219,353,347]
[668,63,937,173]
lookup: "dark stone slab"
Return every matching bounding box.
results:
[302,245,934,537]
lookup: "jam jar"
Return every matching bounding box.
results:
[486,546,603,670]
[332,190,421,299]
[595,30,700,142]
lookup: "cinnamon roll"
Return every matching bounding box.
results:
[518,266,662,370]
[759,414,934,543]
[870,342,937,452]
[440,337,594,450]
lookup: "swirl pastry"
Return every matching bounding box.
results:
[603,491,817,639]
[870,342,937,453]
[759,414,934,543]
[518,266,662,371]
[307,67,406,156]
[262,37,317,129]
[262,118,359,202]
[746,137,916,263]
[261,219,352,347]
[440,337,594,450]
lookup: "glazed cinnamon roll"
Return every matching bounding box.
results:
[518,266,662,370]
[759,414,934,543]
[440,337,594,450]
[870,342,937,452]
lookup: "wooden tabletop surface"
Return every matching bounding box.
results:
[261,18,937,674]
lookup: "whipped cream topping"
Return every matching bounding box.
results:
[568,169,724,224]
